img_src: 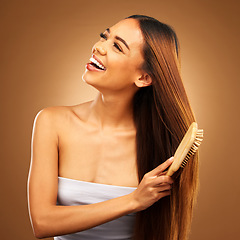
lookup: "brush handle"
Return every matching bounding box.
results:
[166,165,176,176]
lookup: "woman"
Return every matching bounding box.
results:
[27,14,199,240]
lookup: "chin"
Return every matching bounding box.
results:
[82,74,94,86]
[81,70,88,83]
[81,74,100,91]
[81,72,93,85]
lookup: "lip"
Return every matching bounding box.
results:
[92,54,106,69]
[86,63,105,72]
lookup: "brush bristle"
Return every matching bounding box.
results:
[180,129,204,168]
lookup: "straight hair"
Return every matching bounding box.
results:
[125,15,199,240]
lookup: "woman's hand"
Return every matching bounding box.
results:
[129,157,174,212]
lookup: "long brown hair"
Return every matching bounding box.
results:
[125,15,199,240]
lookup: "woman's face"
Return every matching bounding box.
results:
[82,18,145,93]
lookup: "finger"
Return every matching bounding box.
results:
[153,175,174,186]
[148,157,174,177]
[158,170,167,176]
[156,183,172,192]
[159,190,171,199]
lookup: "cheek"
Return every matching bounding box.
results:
[104,69,134,90]
[106,59,138,82]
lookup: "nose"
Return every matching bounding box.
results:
[92,42,107,55]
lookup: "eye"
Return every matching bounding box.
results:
[113,43,122,52]
[99,32,123,52]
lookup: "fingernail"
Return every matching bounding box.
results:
[169,156,174,161]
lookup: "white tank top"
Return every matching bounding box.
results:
[54,177,137,240]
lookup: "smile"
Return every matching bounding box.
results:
[89,56,106,71]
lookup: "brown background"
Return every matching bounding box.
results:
[1,0,239,239]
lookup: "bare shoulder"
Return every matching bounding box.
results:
[33,101,94,132]
[33,106,66,130]
[34,101,92,121]
[34,105,73,120]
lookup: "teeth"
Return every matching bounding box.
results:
[90,57,105,70]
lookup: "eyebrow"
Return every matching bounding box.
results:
[106,28,130,51]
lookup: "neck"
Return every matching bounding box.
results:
[88,91,136,131]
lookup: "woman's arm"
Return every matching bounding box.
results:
[27,107,174,239]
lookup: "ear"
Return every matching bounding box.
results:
[134,73,152,88]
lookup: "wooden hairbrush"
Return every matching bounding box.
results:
[166,122,203,176]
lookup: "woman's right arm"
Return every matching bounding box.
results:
[27,107,174,239]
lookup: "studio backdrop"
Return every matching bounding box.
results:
[1,0,239,239]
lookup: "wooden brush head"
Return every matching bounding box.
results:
[166,122,203,176]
